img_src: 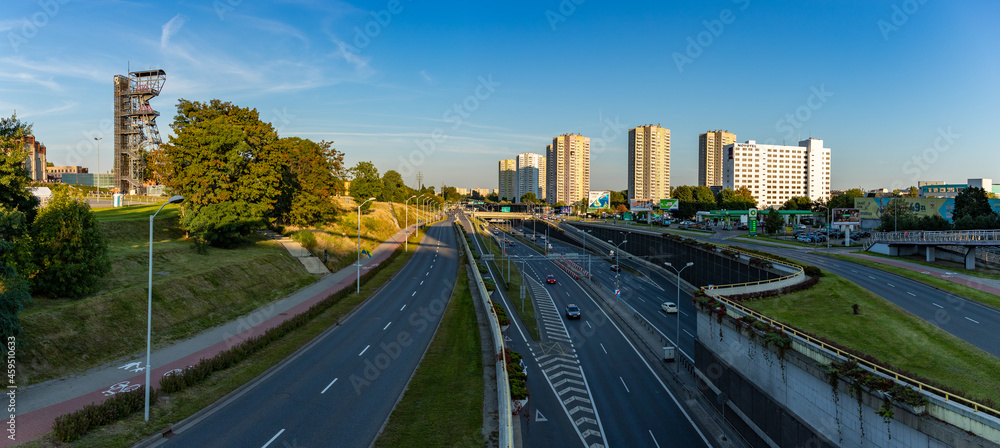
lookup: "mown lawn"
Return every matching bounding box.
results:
[745,273,1000,405]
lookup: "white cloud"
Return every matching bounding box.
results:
[161,14,185,48]
[19,101,77,118]
[0,72,61,91]
[419,70,432,82]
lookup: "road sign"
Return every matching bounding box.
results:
[748,208,758,218]
[614,288,621,297]
[501,207,511,213]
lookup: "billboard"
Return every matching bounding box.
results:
[831,208,860,226]
[559,206,572,214]
[629,199,658,212]
[659,199,679,210]
[588,191,610,210]
[854,197,1000,223]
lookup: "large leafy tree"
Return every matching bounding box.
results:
[781,196,815,211]
[520,192,539,203]
[380,170,408,203]
[0,113,40,221]
[163,100,283,247]
[762,208,785,234]
[827,189,864,211]
[716,187,757,210]
[273,137,343,226]
[0,206,32,338]
[30,190,111,298]
[953,186,1000,230]
[349,161,382,210]
[879,197,918,231]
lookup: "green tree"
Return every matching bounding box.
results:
[716,187,757,210]
[781,196,814,211]
[879,197,918,231]
[827,189,864,211]
[30,191,111,298]
[274,137,343,226]
[380,170,408,203]
[520,192,539,203]
[350,161,382,210]
[163,99,283,247]
[0,113,40,221]
[486,192,499,202]
[952,186,1000,230]
[609,190,627,207]
[671,185,694,201]
[0,206,32,338]
[762,208,785,234]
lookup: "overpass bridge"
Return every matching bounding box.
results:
[471,211,533,220]
[868,230,1000,269]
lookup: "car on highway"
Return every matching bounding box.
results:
[610,265,621,272]
[546,274,557,284]
[565,304,581,319]
[661,302,678,313]
[508,241,515,246]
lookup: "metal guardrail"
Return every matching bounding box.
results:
[873,230,1000,244]
[455,221,514,448]
[703,290,1000,419]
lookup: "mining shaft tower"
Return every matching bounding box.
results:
[113,69,165,194]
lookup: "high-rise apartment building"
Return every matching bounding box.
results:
[498,159,517,201]
[722,138,831,209]
[628,124,671,200]
[699,130,736,187]
[515,153,546,202]
[546,134,590,206]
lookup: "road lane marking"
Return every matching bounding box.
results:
[932,303,943,308]
[619,377,630,393]
[887,283,895,288]
[966,317,980,324]
[425,272,429,276]
[411,291,416,296]
[683,329,694,338]
[400,305,406,311]
[359,345,370,356]
[420,280,424,285]
[851,269,858,273]
[599,343,607,354]
[907,292,916,296]
[649,430,662,448]
[262,429,285,448]
[586,322,592,329]
[320,378,338,394]
[383,322,391,330]
[868,276,876,279]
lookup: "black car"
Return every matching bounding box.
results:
[610,265,621,272]
[565,304,581,319]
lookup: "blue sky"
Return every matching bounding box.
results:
[2,0,997,193]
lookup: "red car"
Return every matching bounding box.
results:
[546,275,557,284]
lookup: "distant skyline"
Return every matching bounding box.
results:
[2,1,997,193]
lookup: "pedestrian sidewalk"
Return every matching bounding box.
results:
[11,224,419,446]
[841,252,1000,297]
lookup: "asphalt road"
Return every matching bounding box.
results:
[480,219,711,447]
[153,218,460,448]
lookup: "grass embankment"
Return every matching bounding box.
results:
[854,251,1000,281]
[374,253,485,447]
[744,273,1000,405]
[823,254,1000,311]
[27,231,425,448]
[286,201,408,272]
[18,212,316,386]
[471,220,540,340]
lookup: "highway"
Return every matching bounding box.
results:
[152,218,460,448]
[472,216,712,447]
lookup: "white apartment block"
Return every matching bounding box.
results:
[546,134,591,206]
[722,138,831,209]
[498,159,517,201]
[516,152,546,202]
[628,124,670,200]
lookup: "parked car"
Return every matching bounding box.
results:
[661,302,678,314]
[565,304,581,319]
[546,274,557,284]
[737,224,749,230]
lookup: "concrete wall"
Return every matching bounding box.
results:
[695,310,999,448]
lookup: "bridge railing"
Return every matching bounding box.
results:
[872,229,1000,244]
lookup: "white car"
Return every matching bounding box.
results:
[661,302,678,314]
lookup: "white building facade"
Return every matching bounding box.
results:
[498,159,517,201]
[722,138,831,209]
[515,152,546,202]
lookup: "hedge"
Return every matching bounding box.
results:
[52,386,159,442]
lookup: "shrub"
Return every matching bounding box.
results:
[52,386,159,442]
[292,229,318,250]
[803,265,823,277]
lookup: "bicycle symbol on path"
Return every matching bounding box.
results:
[102,381,141,396]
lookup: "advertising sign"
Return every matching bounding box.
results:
[659,199,679,211]
[854,197,1000,223]
[559,206,572,214]
[629,199,658,212]
[831,208,860,226]
[748,219,757,236]
[588,191,610,211]
[500,207,511,213]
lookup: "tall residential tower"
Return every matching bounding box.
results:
[699,130,736,188]
[498,159,516,201]
[515,152,546,202]
[628,124,671,200]
[546,134,590,206]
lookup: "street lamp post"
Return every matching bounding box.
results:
[93,137,102,199]
[582,229,593,279]
[419,196,430,235]
[405,195,417,251]
[609,238,628,303]
[357,197,376,294]
[664,261,694,372]
[146,194,183,421]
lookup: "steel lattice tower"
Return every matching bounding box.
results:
[113,69,165,194]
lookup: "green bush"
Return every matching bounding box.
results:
[52,386,159,442]
[803,265,823,277]
[292,229,318,250]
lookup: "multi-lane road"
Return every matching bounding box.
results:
[152,218,459,448]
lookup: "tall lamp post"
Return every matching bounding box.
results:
[146,194,183,421]
[405,195,417,251]
[664,261,693,372]
[582,229,593,278]
[93,137,102,199]
[357,197,376,293]
[609,238,628,303]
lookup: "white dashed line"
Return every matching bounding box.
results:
[420,280,424,285]
[619,377,630,393]
[262,429,285,448]
[320,378,338,394]
[400,305,406,311]
[887,283,895,288]
[932,303,943,308]
[683,329,694,338]
[411,291,416,297]
[966,317,980,324]
[383,322,391,330]
[600,343,607,354]
[425,272,429,276]
[359,345,370,356]
[649,430,662,448]
[868,276,876,280]
[907,292,916,296]
[586,321,592,329]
